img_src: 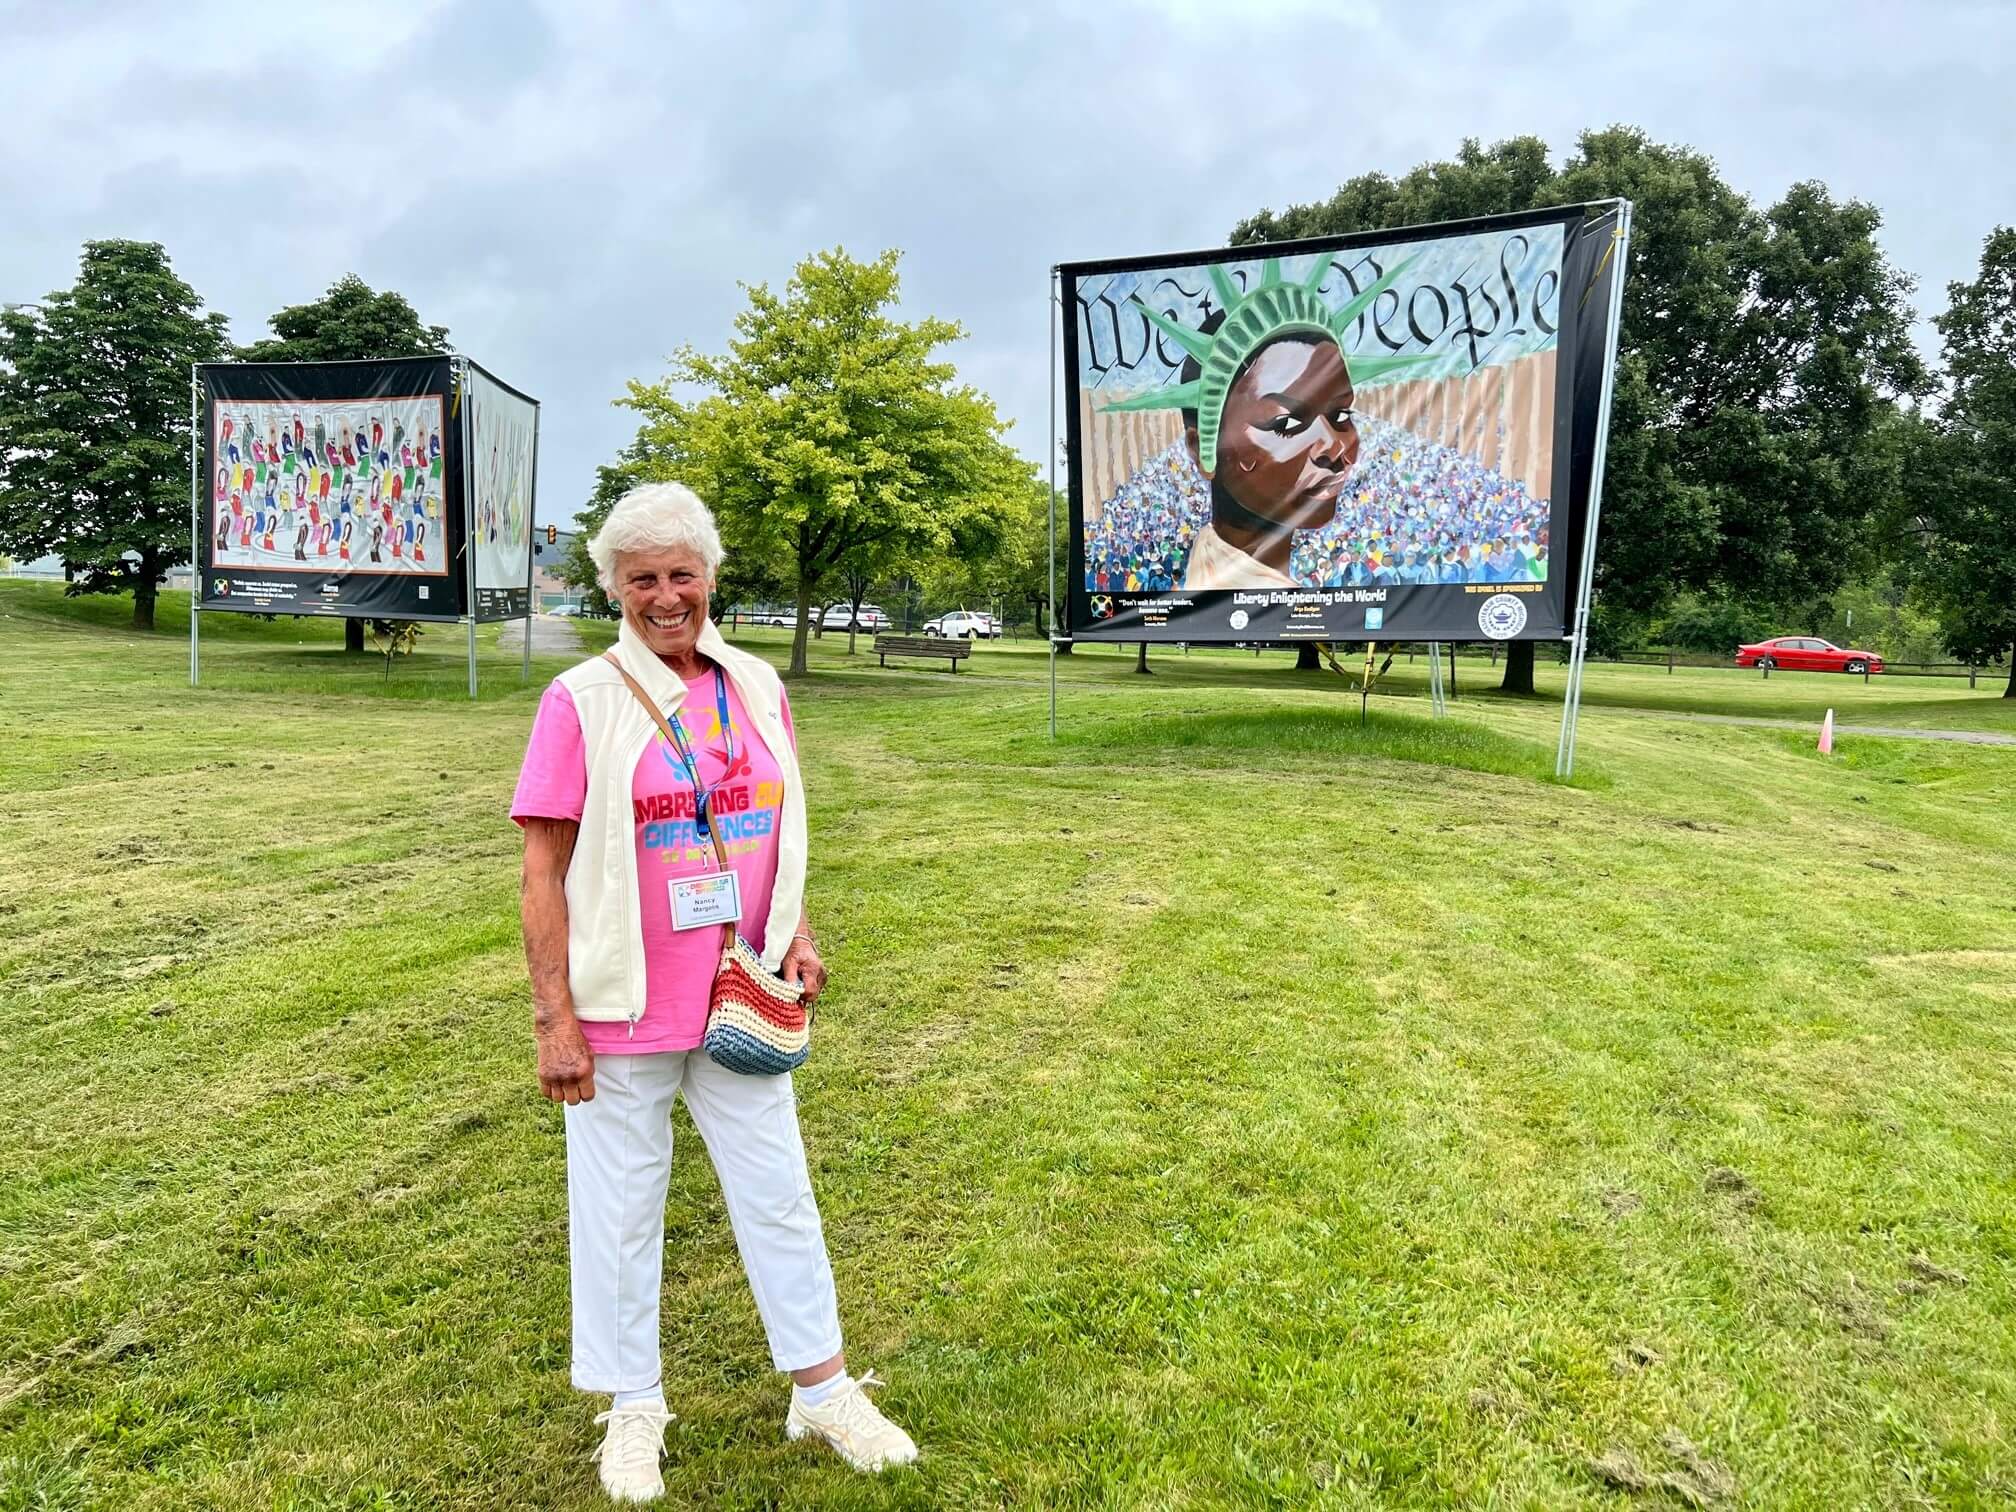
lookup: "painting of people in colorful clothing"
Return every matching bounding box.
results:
[209,396,446,575]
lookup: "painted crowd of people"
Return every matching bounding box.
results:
[1080,445,1209,594]
[212,404,444,570]
[1082,418,1549,593]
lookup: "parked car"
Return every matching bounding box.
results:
[818,602,889,632]
[547,603,583,618]
[924,610,1000,639]
[1735,636,1884,674]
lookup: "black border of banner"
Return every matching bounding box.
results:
[196,357,465,620]
[463,358,541,623]
[1059,202,1619,644]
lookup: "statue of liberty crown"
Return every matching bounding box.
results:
[1100,252,1430,472]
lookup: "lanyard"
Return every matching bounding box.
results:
[655,668,734,839]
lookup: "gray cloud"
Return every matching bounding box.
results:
[2,0,2007,524]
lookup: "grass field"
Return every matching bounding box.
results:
[2,580,2013,1508]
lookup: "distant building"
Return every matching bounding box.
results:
[6,554,194,589]
[533,526,582,609]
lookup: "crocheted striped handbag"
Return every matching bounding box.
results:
[605,654,811,1076]
[701,921,811,1075]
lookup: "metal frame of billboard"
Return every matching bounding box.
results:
[1045,200,1632,777]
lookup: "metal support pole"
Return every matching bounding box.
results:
[1447,641,1457,700]
[1556,200,1634,779]
[460,358,478,700]
[1427,641,1446,717]
[188,365,201,686]
[524,399,542,683]
[1047,270,1059,740]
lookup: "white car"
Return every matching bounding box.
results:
[925,610,1000,639]
[820,602,889,631]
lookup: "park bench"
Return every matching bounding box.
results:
[873,634,972,672]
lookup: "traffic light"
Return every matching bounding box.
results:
[545,524,557,545]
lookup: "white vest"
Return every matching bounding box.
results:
[554,616,808,1026]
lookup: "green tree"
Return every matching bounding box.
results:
[616,248,1030,676]
[238,274,450,363]
[1233,128,1928,692]
[239,273,451,650]
[0,241,229,630]
[915,476,1053,636]
[1895,228,2016,694]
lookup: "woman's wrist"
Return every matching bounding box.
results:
[533,999,579,1032]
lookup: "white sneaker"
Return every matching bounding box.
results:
[785,1371,919,1472]
[589,1403,675,1503]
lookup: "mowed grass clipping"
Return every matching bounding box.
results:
[1,581,2013,1509]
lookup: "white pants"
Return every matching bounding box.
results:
[564,1050,843,1391]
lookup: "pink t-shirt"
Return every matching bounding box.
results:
[511,664,795,1054]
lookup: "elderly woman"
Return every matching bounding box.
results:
[512,483,916,1501]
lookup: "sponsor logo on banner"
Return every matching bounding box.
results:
[1089,595,1113,620]
[1228,609,1249,630]
[213,578,230,595]
[1478,593,1527,639]
[1364,607,1384,631]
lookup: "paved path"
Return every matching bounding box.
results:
[496,615,583,656]
[1611,708,2016,747]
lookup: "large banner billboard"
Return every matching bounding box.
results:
[197,357,464,620]
[1062,204,1623,643]
[466,363,538,622]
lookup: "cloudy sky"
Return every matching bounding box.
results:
[4,0,2008,525]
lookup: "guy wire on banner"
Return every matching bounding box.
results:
[1555,199,1634,779]
[188,364,201,687]
[1047,268,1060,740]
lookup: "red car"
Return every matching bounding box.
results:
[1735,636,1884,674]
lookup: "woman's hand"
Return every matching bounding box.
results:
[780,934,827,1009]
[536,1012,596,1104]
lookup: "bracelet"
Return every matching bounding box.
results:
[793,932,816,947]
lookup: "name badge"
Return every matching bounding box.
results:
[671,872,743,931]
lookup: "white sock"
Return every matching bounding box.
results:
[612,1383,666,1412]
[795,1371,852,1407]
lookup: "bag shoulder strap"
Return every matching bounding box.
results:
[603,652,735,883]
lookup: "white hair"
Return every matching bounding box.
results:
[588,482,726,595]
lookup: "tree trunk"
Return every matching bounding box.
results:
[2006,650,2015,698]
[789,574,815,677]
[345,618,367,653]
[847,592,865,656]
[1295,642,1321,671]
[1135,641,1151,675]
[132,571,157,631]
[1500,640,1535,694]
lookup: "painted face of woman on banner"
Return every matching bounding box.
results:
[1185,336,1360,532]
